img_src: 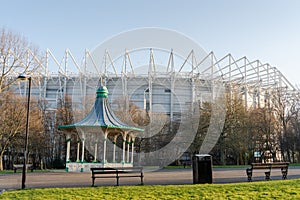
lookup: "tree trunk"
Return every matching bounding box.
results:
[220,134,225,165]
[0,154,3,171]
[287,149,291,162]
[280,147,285,161]
[40,159,44,170]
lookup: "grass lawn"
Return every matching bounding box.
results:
[1,179,300,200]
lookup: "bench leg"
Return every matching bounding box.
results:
[282,174,287,180]
[265,171,271,181]
[246,168,252,182]
[116,175,119,186]
[141,173,144,185]
[282,169,288,180]
[92,177,95,186]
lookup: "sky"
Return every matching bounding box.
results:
[1,0,300,85]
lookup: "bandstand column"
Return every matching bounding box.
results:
[103,131,108,163]
[131,137,135,163]
[81,138,85,162]
[66,133,71,162]
[76,140,80,162]
[127,136,131,163]
[94,143,97,162]
[122,132,128,164]
[113,135,118,162]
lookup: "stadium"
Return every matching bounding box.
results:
[12,46,300,171]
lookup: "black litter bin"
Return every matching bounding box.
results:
[192,154,213,184]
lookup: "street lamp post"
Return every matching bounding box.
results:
[17,75,31,189]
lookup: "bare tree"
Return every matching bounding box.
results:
[247,107,279,162]
[211,85,249,165]
[0,27,43,170]
[188,101,211,154]
[287,106,300,162]
[275,93,300,162]
[0,91,46,170]
[27,99,49,169]
[54,95,76,167]
[0,27,42,93]
[0,92,26,170]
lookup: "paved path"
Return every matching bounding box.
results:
[1,166,300,191]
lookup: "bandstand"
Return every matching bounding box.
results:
[59,85,144,172]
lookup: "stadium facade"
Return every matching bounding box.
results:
[18,48,298,111]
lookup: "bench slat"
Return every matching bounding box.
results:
[93,176,117,178]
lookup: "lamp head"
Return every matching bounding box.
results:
[17,74,31,81]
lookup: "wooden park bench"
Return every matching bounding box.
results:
[246,162,289,181]
[13,164,34,173]
[90,167,144,186]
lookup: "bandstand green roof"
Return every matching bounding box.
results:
[58,85,144,132]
